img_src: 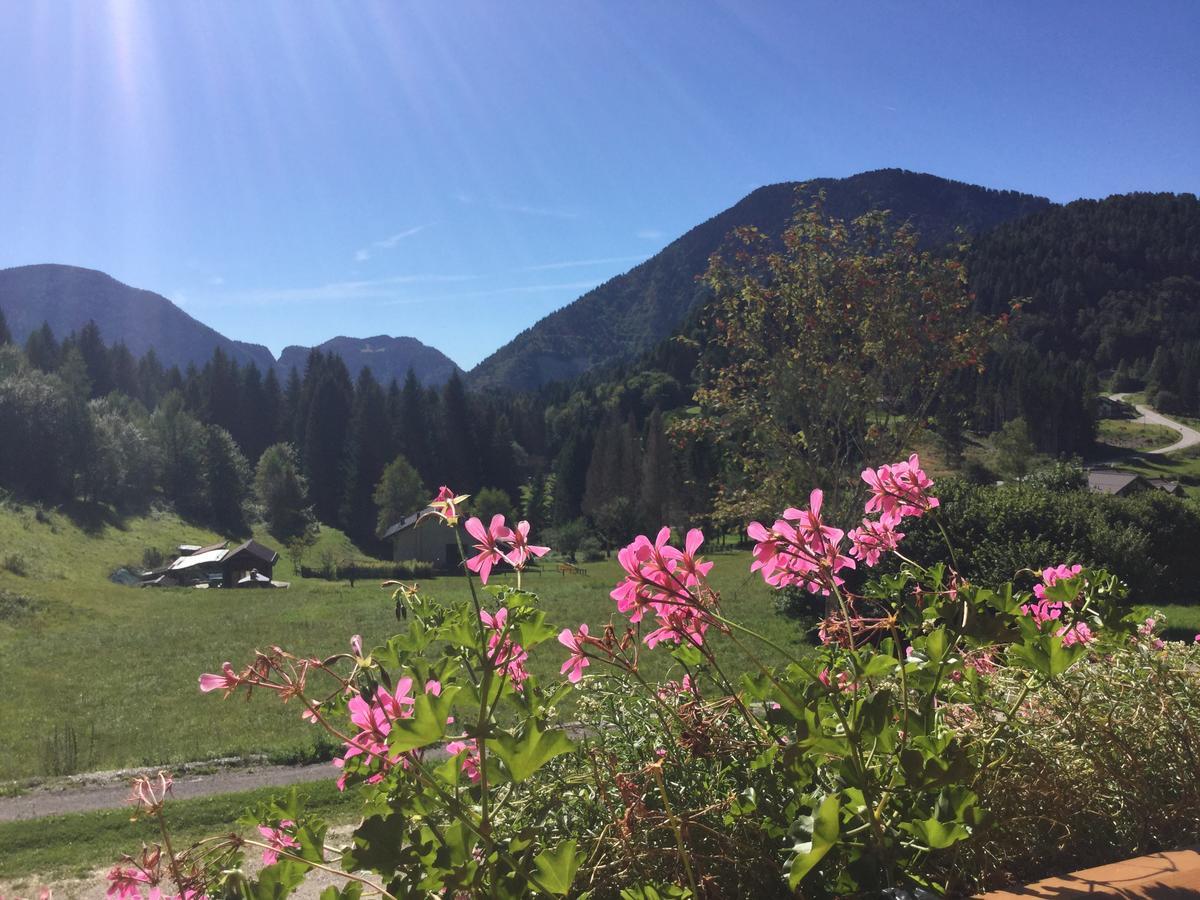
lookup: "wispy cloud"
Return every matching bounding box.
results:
[217,273,480,306]
[635,228,665,240]
[494,202,580,220]
[354,224,430,262]
[381,280,603,306]
[517,254,648,272]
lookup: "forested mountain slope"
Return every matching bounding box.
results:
[0,264,275,371]
[469,169,1051,391]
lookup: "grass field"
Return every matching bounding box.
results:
[0,778,358,883]
[1094,418,1179,451]
[0,502,793,782]
[1135,603,1200,642]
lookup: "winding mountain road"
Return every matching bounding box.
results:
[1108,393,1200,454]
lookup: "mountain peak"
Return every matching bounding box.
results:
[467,170,1052,391]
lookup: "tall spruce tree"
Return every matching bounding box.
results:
[340,368,392,544]
[440,371,481,491]
[302,363,354,525]
[25,322,59,372]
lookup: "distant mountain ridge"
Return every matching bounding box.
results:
[467,169,1053,391]
[0,264,276,371]
[0,171,1056,393]
[277,335,460,386]
[0,264,460,386]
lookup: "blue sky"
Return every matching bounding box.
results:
[1,2,1197,369]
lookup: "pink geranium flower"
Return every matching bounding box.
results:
[847,518,904,567]
[481,607,530,688]
[198,661,239,694]
[257,819,300,866]
[464,514,513,584]
[1032,563,1083,600]
[505,520,551,570]
[558,625,590,683]
[607,527,718,651]
[862,453,940,527]
[106,866,151,899]
[430,486,470,524]
[446,739,481,782]
[1022,565,1095,648]
[748,490,856,595]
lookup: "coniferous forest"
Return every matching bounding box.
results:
[1,190,1199,560]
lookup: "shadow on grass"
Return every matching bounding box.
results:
[57,500,128,536]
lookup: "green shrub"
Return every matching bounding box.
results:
[940,639,1200,892]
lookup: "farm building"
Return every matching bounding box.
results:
[1086,469,1187,498]
[382,507,466,569]
[142,538,282,588]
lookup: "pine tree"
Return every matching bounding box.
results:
[263,367,285,453]
[398,369,434,485]
[0,307,10,345]
[440,371,481,491]
[137,348,166,408]
[25,322,59,372]
[76,321,112,398]
[340,368,392,544]
[302,365,354,525]
[637,409,672,530]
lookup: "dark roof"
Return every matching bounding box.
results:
[1087,469,1148,495]
[1148,477,1184,493]
[222,539,279,566]
[381,507,436,540]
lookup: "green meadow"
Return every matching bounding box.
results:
[0,502,795,782]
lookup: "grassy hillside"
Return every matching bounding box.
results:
[0,503,790,782]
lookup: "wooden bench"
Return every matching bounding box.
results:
[557,561,588,576]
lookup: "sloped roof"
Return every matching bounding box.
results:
[168,546,229,571]
[223,539,279,566]
[1148,477,1184,494]
[381,507,436,540]
[1086,469,1148,495]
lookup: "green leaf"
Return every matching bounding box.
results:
[901,816,970,849]
[244,859,310,899]
[785,793,840,888]
[512,609,559,649]
[320,885,363,900]
[672,643,703,667]
[533,839,581,895]
[493,721,576,782]
[386,686,461,753]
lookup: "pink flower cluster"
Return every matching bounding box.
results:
[609,527,714,648]
[333,677,442,789]
[464,514,550,584]
[1023,564,1094,647]
[557,623,590,683]
[257,820,300,865]
[445,738,482,782]
[480,607,530,688]
[747,489,857,595]
[861,453,940,527]
[747,456,939,595]
[1032,564,1082,600]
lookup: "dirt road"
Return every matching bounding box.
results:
[0,760,334,822]
[1108,393,1200,454]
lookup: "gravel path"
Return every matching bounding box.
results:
[0,761,334,822]
[1108,393,1200,454]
